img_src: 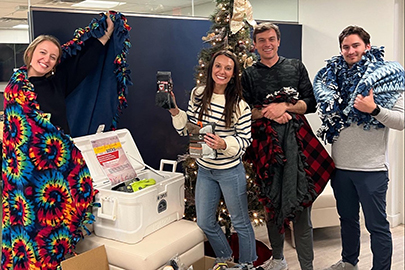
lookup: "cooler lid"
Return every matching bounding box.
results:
[73,128,145,187]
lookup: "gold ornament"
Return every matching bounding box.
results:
[230,0,256,34]
[202,32,215,42]
[241,54,254,68]
[202,27,226,43]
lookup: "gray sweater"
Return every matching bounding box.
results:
[332,94,404,171]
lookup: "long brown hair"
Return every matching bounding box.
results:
[194,50,243,128]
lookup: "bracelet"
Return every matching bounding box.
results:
[370,105,381,116]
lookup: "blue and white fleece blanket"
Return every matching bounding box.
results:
[313,46,404,144]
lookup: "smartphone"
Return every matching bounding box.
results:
[156,71,175,109]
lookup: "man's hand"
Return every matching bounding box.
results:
[262,102,288,120]
[354,88,376,113]
[273,112,292,124]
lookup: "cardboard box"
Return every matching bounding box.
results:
[73,129,185,244]
[61,245,108,270]
[191,256,236,270]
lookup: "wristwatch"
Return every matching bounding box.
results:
[370,105,381,116]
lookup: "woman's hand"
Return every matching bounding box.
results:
[98,14,114,45]
[204,133,226,150]
[168,91,180,116]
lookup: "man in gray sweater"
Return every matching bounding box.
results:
[313,25,404,270]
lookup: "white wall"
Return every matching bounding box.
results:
[249,0,298,22]
[0,29,29,43]
[300,0,405,226]
[180,0,298,22]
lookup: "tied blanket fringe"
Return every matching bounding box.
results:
[65,11,132,137]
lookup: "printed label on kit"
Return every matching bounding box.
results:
[91,135,137,185]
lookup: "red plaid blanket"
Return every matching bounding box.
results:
[297,115,335,195]
[245,114,335,231]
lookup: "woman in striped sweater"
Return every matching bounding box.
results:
[169,50,257,269]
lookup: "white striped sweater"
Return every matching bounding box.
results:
[172,86,252,170]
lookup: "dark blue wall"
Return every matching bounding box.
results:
[31,9,302,170]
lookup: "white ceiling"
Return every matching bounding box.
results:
[0,0,212,29]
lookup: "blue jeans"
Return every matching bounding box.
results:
[332,169,392,270]
[196,162,257,263]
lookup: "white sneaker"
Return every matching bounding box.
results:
[261,258,288,270]
[324,260,358,270]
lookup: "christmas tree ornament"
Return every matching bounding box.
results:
[230,0,256,34]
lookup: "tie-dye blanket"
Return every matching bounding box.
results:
[1,12,130,270]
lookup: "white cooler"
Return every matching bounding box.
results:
[73,128,185,244]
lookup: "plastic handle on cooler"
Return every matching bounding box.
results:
[97,197,118,221]
[159,159,177,172]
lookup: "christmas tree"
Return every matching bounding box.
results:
[183,0,265,237]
